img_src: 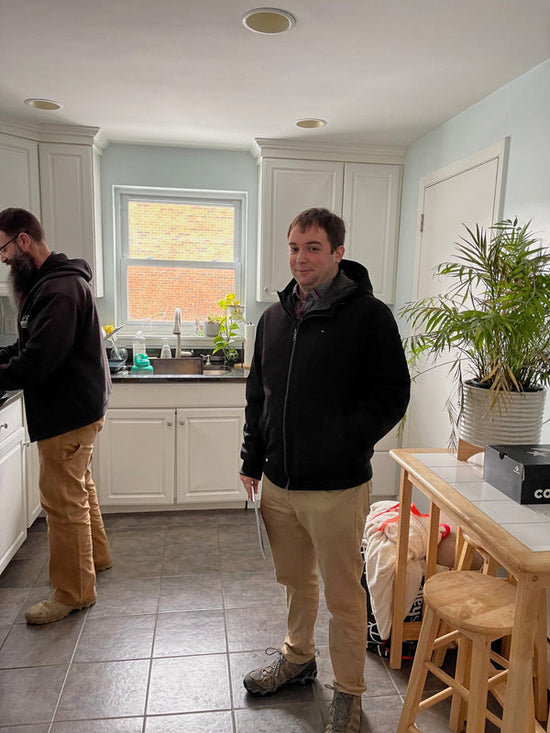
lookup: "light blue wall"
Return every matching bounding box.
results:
[97,143,262,326]
[395,58,550,315]
[395,57,550,441]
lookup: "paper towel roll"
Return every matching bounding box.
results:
[244,323,255,368]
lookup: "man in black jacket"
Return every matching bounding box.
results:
[0,208,112,624]
[240,208,410,733]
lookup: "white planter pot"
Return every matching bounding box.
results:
[459,382,546,446]
[203,322,219,337]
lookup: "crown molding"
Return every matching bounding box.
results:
[0,119,102,147]
[251,137,406,165]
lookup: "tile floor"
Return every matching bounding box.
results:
[0,506,464,732]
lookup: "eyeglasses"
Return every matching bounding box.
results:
[0,233,21,254]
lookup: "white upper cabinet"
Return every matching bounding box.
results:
[342,163,402,304]
[254,141,404,304]
[39,143,104,297]
[0,133,41,295]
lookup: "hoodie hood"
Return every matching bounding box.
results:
[38,252,93,283]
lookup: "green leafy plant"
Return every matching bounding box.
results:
[400,217,550,435]
[212,293,245,364]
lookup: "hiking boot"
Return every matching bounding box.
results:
[325,689,362,732]
[243,648,317,696]
[25,595,95,625]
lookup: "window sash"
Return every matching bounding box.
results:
[114,186,246,331]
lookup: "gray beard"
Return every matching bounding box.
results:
[8,247,38,309]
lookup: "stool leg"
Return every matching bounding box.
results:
[397,604,441,733]
[534,592,548,722]
[449,636,470,733]
[466,635,490,733]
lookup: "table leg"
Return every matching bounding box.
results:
[390,468,413,670]
[502,573,541,733]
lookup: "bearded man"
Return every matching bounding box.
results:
[0,207,112,624]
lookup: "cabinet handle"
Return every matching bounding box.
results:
[179,419,185,425]
[166,420,173,427]
[263,286,276,294]
[0,422,7,431]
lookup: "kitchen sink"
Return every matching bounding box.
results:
[151,357,202,375]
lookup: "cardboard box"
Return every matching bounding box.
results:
[484,444,550,504]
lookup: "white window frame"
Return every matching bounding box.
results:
[114,185,247,336]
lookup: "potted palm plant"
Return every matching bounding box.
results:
[400,217,550,454]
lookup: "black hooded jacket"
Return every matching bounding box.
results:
[0,253,111,441]
[240,259,410,490]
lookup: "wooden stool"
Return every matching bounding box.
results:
[397,570,519,733]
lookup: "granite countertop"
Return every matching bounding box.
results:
[0,389,23,410]
[111,367,249,384]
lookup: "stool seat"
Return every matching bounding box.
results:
[424,571,516,637]
[397,570,535,733]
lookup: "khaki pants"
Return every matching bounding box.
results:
[37,418,111,607]
[260,476,371,696]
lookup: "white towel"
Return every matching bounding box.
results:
[362,500,448,640]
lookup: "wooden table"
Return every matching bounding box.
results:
[389,448,550,733]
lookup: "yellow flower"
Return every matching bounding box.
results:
[104,324,115,336]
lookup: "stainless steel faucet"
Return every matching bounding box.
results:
[173,308,181,357]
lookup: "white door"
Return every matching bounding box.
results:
[404,140,507,449]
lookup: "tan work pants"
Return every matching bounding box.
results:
[260,476,371,696]
[37,417,111,607]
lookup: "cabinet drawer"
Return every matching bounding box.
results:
[0,398,23,447]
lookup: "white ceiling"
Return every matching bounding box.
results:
[2,0,550,150]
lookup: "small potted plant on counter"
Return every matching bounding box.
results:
[203,313,223,337]
[212,293,245,366]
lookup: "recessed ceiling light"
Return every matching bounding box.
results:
[296,118,327,129]
[24,98,62,111]
[243,8,296,34]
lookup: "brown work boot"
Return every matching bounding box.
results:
[243,648,317,696]
[25,594,95,624]
[325,689,362,732]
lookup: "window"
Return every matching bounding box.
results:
[115,186,246,328]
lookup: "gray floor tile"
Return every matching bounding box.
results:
[220,549,274,574]
[87,577,161,618]
[164,524,219,549]
[51,720,144,732]
[0,587,31,624]
[225,604,288,653]
[0,726,49,732]
[162,547,221,575]
[234,702,324,732]
[97,552,164,580]
[0,612,85,668]
[147,654,231,715]
[109,527,167,554]
[221,571,284,609]
[0,556,48,588]
[145,711,234,732]
[55,659,150,720]
[153,609,227,656]
[158,574,224,612]
[0,665,67,726]
[74,614,156,662]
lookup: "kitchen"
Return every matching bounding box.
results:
[1,1,550,730]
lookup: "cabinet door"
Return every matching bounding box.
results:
[0,134,40,295]
[38,143,104,296]
[342,163,401,304]
[0,427,27,573]
[176,408,247,505]
[258,158,344,301]
[97,408,175,505]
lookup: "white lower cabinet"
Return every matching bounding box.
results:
[24,440,42,526]
[96,382,248,510]
[176,408,245,504]
[98,408,176,506]
[0,395,27,573]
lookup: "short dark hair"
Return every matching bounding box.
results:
[287,208,346,252]
[0,208,44,242]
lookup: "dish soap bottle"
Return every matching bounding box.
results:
[160,337,172,359]
[132,330,146,365]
